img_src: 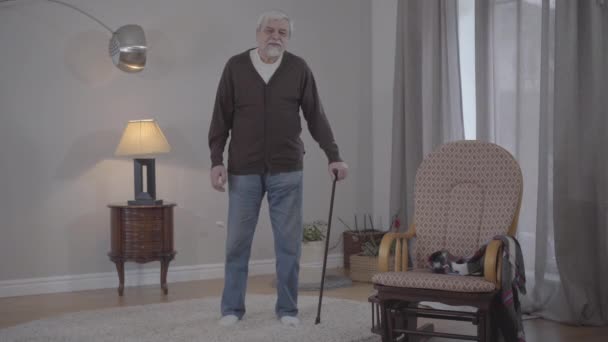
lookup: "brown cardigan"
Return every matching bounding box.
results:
[208,49,342,175]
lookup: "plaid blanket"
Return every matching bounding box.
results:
[428,235,527,342]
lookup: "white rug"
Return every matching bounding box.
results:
[0,294,380,342]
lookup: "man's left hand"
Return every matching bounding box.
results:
[329,161,348,181]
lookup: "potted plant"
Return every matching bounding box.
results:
[348,235,394,283]
[346,214,400,282]
[300,220,328,284]
[340,214,388,269]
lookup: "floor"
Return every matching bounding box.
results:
[0,270,606,341]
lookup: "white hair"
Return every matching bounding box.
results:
[256,10,293,37]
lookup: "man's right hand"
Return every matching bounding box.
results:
[210,165,227,192]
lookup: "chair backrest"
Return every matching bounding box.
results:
[412,140,523,269]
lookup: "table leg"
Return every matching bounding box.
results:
[160,258,170,295]
[114,261,124,296]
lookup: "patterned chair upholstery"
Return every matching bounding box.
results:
[370,140,523,342]
[373,270,496,293]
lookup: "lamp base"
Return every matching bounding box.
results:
[130,158,162,206]
[128,199,164,206]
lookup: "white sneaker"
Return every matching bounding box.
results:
[219,314,239,326]
[280,316,300,327]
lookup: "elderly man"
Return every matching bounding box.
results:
[208,10,348,327]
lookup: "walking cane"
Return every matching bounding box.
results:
[315,169,338,325]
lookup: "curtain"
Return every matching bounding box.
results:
[475,0,554,318]
[551,0,608,325]
[476,0,608,325]
[390,0,464,231]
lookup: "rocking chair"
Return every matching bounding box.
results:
[369,140,523,342]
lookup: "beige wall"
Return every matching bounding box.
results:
[0,0,372,283]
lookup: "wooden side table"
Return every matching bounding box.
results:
[107,202,176,296]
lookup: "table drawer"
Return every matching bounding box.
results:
[122,220,163,233]
[121,208,164,221]
[124,241,163,254]
[123,230,162,243]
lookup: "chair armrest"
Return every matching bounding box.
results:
[483,240,503,288]
[377,224,416,272]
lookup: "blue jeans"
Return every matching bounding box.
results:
[221,171,303,319]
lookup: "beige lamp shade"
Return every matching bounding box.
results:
[115,119,171,156]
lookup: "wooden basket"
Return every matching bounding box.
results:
[343,230,386,269]
[349,254,394,283]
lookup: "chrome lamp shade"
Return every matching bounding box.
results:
[1,1,147,73]
[109,24,147,73]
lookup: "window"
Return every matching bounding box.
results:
[458,0,476,139]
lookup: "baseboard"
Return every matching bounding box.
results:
[0,253,343,298]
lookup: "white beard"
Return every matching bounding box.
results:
[265,45,283,57]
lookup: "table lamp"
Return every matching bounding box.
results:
[115,119,171,205]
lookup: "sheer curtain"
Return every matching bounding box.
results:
[475,0,608,325]
[390,0,464,230]
[474,0,552,317]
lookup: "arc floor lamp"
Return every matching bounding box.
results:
[0,0,147,72]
